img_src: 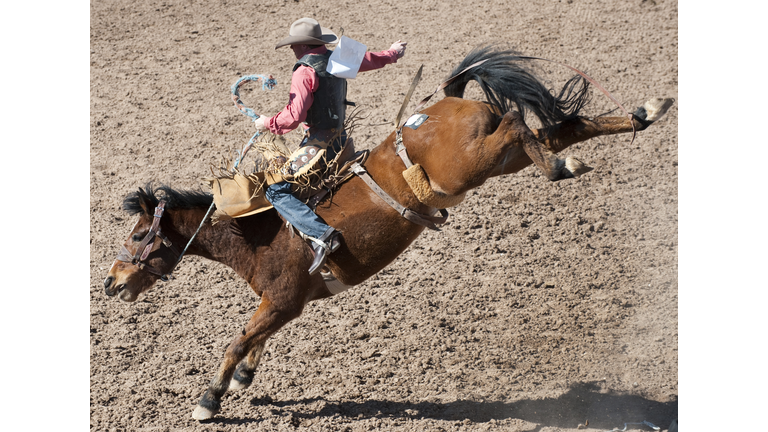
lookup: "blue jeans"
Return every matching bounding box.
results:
[264,130,344,239]
[265,181,329,239]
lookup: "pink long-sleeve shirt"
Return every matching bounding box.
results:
[266,46,399,135]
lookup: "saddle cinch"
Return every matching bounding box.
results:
[204,133,367,224]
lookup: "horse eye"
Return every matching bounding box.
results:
[132,233,143,242]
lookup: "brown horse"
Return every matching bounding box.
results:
[102,46,673,420]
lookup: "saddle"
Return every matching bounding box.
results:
[205,135,366,224]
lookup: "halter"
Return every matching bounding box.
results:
[115,200,181,281]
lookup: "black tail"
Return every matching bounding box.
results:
[444,45,591,127]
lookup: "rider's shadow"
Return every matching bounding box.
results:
[246,382,678,430]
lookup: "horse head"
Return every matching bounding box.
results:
[103,186,185,302]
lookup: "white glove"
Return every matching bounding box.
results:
[389,40,407,59]
[253,116,267,133]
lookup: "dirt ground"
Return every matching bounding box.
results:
[89,0,678,430]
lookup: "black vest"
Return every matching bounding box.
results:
[294,51,348,130]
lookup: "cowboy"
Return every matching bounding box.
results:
[253,18,407,275]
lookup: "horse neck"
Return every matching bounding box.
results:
[166,206,248,265]
[165,206,284,285]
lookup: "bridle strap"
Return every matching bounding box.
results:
[116,200,181,281]
[131,201,166,263]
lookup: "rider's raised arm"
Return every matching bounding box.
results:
[358,40,407,72]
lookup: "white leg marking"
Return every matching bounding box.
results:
[229,379,247,391]
[192,405,217,421]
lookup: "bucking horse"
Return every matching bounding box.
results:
[102,46,674,420]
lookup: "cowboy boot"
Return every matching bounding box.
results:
[309,227,341,275]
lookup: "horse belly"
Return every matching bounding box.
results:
[316,183,425,286]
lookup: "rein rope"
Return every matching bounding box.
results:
[231,74,277,121]
[172,74,278,268]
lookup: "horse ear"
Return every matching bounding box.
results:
[137,187,154,215]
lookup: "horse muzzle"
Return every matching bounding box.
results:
[104,276,133,301]
[103,276,123,297]
[104,276,139,302]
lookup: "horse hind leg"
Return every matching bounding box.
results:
[533,97,676,154]
[228,342,265,391]
[500,110,593,181]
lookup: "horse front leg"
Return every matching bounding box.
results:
[191,294,304,421]
[228,342,265,391]
[534,97,675,154]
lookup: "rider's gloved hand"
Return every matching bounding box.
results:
[254,116,267,133]
[389,40,407,59]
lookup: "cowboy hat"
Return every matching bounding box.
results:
[275,18,339,49]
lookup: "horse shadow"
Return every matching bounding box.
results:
[209,382,677,429]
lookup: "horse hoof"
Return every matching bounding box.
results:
[563,157,593,178]
[228,377,248,391]
[192,405,218,421]
[634,97,675,122]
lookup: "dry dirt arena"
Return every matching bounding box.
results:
[90,0,678,430]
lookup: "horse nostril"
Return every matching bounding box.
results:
[104,276,114,291]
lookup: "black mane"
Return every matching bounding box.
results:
[122,183,213,215]
[443,45,592,127]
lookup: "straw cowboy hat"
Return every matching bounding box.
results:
[275,18,339,49]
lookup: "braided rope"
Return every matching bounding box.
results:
[229,73,277,167]
[231,74,277,121]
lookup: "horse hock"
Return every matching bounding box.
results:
[502,110,593,181]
